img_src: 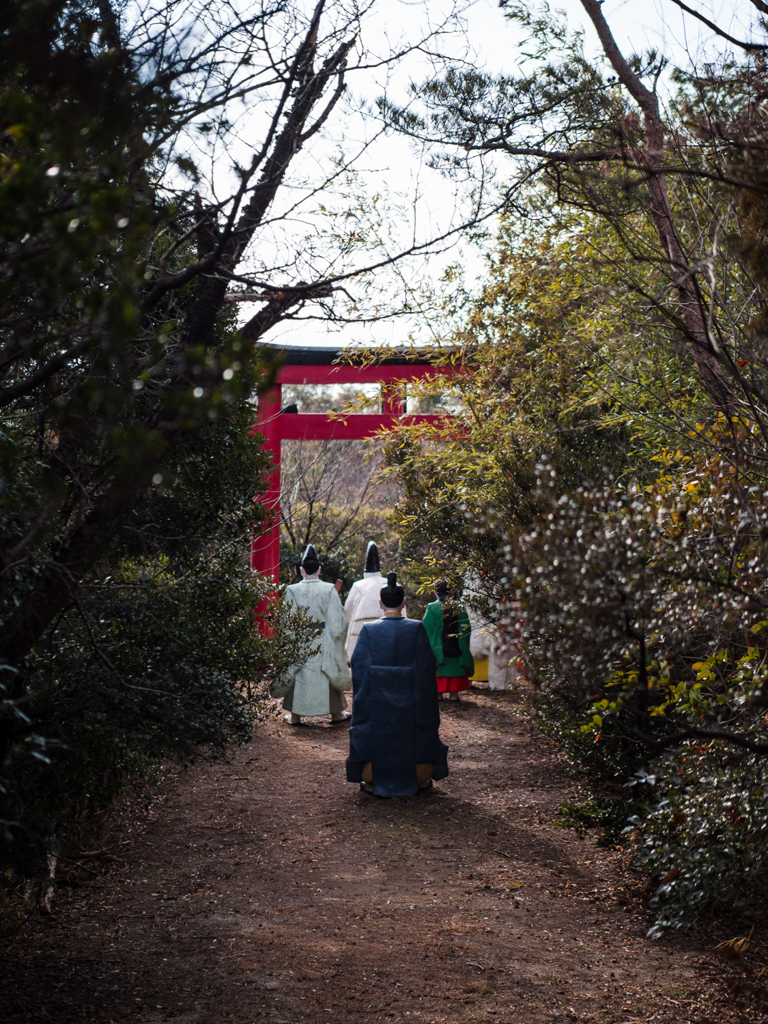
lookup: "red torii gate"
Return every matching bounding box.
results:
[250,346,452,586]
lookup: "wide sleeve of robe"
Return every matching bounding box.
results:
[458,607,475,677]
[321,585,351,690]
[344,583,362,624]
[343,582,363,661]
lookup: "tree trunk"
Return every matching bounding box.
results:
[581,0,734,413]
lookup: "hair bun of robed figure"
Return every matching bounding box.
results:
[380,571,405,608]
[301,542,320,574]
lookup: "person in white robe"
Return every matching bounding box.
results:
[466,600,492,683]
[488,630,520,690]
[464,578,520,690]
[282,544,351,725]
[344,541,389,661]
[488,598,523,690]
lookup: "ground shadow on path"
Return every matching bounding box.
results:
[3,688,737,1023]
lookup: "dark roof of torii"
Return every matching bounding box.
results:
[263,345,437,367]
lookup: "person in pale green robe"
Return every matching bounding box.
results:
[282,544,351,726]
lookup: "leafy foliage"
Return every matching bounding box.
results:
[383,216,641,597]
[1,403,321,869]
[0,0,382,872]
[383,8,768,930]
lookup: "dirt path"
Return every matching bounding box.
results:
[4,688,741,1023]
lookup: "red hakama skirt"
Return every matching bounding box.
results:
[437,675,470,694]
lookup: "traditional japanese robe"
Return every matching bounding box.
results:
[486,599,521,690]
[463,579,491,682]
[282,577,350,716]
[422,599,475,693]
[488,629,520,690]
[344,570,383,660]
[465,610,519,690]
[463,599,490,682]
[346,617,449,797]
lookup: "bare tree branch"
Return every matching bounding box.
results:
[664,0,767,51]
[579,0,734,412]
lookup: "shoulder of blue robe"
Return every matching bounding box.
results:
[354,617,426,666]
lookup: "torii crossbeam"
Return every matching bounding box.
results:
[251,346,452,586]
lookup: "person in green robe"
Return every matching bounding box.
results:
[422,583,475,702]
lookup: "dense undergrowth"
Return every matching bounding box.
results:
[383,9,768,935]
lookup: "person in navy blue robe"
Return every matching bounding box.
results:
[346,572,449,797]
